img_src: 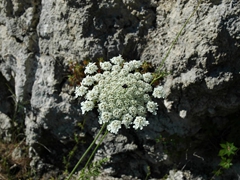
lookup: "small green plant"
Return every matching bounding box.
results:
[67,57,105,86]
[212,142,238,178]
[78,157,109,180]
[67,59,88,86]
[63,133,79,174]
[0,84,32,179]
[63,121,87,175]
[145,165,151,180]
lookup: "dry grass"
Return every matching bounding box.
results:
[0,138,31,180]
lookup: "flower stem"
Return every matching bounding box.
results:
[152,0,203,85]
[78,129,108,180]
[66,123,107,180]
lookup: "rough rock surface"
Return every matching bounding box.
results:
[0,0,240,179]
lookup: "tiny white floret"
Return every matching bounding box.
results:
[84,62,98,74]
[147,101,158,115]
[81,75,95,86]
[99,112,112,124]
[100,62,112,71]
[143,72,153,83]
[110,55,124,65]
[75,86,88,97]
[133,116,149,130]
[107,120,122,134]
[81,101,95,114]
[153,86,164,98]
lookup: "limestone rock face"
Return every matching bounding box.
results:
[0,0,240,179]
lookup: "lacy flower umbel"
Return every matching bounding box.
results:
[75,55,164,134]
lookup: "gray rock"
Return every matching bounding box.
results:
[143,0,240,118]
[0,0,240,179]
[0,112,12,142]
[0,71,13,120]
[11,146,23,161]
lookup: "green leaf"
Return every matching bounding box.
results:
[219,142,238,157]
[219,158,233,169]
[218,149,226,157]
[212,169,222,176]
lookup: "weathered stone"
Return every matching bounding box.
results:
[11,146,23,161]
[0,0,240,179]
[0,112,12,142]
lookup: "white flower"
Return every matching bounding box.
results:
[103,71,111,77]
[98,102,108,112]
[120,107,128,114]
[129,60,142,69]
[134,90,142,96]
[144,83,153,92]
[116,99,123,107]
[127,73,135,79]
[134,72,143,80]
[108,102,115,111]
[84,62,98,74]
[129,106,137,116]
[75,55,160,134]
[137,106,146,116]
[123,62,134,72]
[122,114,133,128]
[99,112,112,124]
[92,73,103,82]
[166,170,184,180]
[143,94,150,102]
[86,89,99,101]
[153,86,164,98]
[133,116,149,130]
[143,72,153,83]
[113,109,122,118]
[122,99,130,107]
[75,86,88,97]
[81,75,95,86]
[110,55,124,65]
[119,68,129,76]
[81,101,95,114]
[100,62,112,71]
[107,120,122,134]
[147,101,158,115]
[111,65,121,72]
[130,100,138,106]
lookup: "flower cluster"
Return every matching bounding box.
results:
[75,55,164,134]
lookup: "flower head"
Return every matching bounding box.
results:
[100,62,112,71]
[153,86,164,98]
[107,120,122,134]
[147,101,158,115]
[110,55,124,65]
[143,72,153,83]
[84,62,98,74]
[81,75,95,86]
[122,114,133,128]
[86,88,99,101]
[75,86,88,97]
[75,55,163,134]
[99,112,112,124]
[133,116,149,130]
[81,101,95,114]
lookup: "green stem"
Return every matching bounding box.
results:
[66,123,107,180]
[151,0,203,85]
[78,129,109,180]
